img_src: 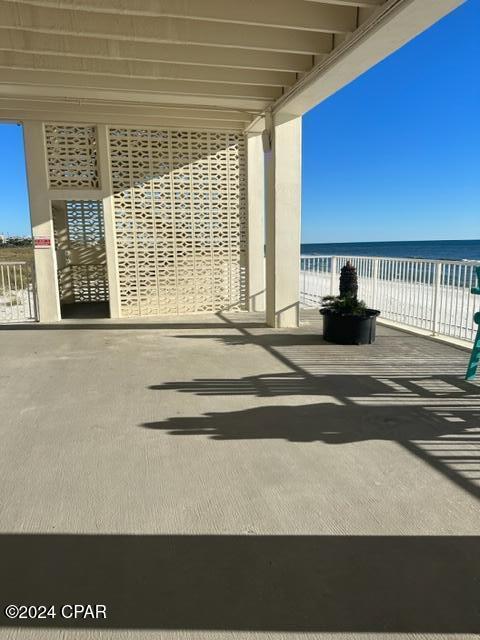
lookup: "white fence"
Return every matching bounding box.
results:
[0,262,37,322]
[300,255,480,343]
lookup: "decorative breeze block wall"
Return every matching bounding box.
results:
[109,127,247,317]
[45,124,99,189]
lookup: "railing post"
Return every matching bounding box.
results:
[302,258,306,305]
[432,262,442,336]
[29,261,38,321]
[372,258,379,309]
[330,256,337,296]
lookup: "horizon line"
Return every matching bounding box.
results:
[301,238,480,245]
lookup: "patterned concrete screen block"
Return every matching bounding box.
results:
[69,264,108,303]
[66,200,105,248]
[45,125,99,189]
[109,127,247,317]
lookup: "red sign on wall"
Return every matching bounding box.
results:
[34,236,51,249]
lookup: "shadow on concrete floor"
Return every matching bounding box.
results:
[60,301,110,319]
[1,533,479,632]
[138,313,477,502]
[1,307,268,330]
[145,371,480,501]
[0,321,268,330]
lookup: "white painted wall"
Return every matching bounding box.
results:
[265,114,302,328]
[22,121,61,322]
[247,131,266,313]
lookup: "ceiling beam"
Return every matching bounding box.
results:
[0,98,253,123]
[0,51,297,88]
[0,68,283,101]
[0,29,316,73]
[273,0,466,118]
[0,2,335,55]
[305,0,384,7]
[0,83,271,112]
[0,109,248,130]
[2,0,358,34]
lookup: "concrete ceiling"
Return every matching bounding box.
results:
[0,0,466,130]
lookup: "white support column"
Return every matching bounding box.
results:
[265,113,302,328]
[246,130,265,312]
[96,124,121,318]
[22,121,61,322]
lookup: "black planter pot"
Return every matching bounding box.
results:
[320,308,380,345]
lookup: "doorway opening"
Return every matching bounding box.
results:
[52,200,109,319]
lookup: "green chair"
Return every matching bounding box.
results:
[465,266,480,381]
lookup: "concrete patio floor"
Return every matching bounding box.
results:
[0,310,479,640]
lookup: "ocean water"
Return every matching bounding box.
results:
[300,239,480,262]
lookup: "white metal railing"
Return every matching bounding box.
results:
[0,262,37,322]
[300,255,480,343]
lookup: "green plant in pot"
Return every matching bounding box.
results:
[320,261,380,345]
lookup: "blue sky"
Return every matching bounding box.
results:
[0,123,30,236]
[302,0,480,243]
[0,0,478,241]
